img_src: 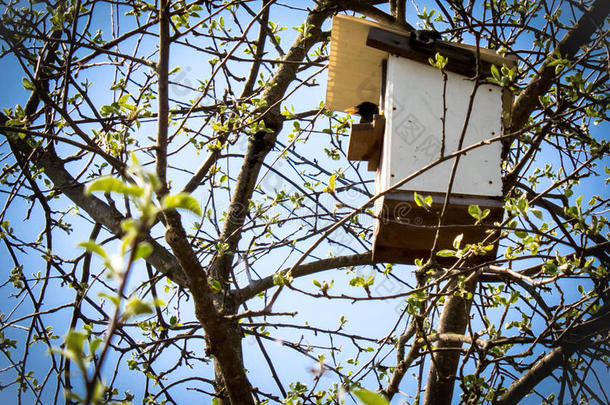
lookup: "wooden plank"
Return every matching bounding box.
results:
[367,115,385,171]
[367,27,494,77]
[347,115,385,172]
[326,16,394,111]
[371,194,503,265]
[347,122,375,161]
[450,42,517,67]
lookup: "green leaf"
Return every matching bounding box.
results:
[490,64,500,80]
[123,297,153,319]
[428,52,447,69]
[413,191,425,208]
[453,233,464,249]
[119,94,130,105]
[89,337,102,355]
[162,193,202,216]
[543,261,558,275]
[86,177,143,197]
[436,249,456,257]
[98,292,121,306]
[514,230,528,239]
[65,330,87,354]
[353,389,389,405]
[531,209,543,220]
[22,78,36,91]
[468,204,482,219]
[323,174,336,194]
[413,192,432,210]
[134,242,153,260]
[77,240,108,260]
[210,279,222,293]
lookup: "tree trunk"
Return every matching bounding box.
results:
[423,273,478,405]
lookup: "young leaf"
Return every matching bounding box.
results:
[86,176,143,197]
[468,204,482,220]
[89,337,102,355]
[162,193,202,216]
[531,209,543,220]
[77,240,108,260]
[22,78,36,91]
[413,192,431,210]
[490,64,500,80]
[123,297,153,320]
[436,249,456,257]
[323,174,336,194]
[353,389,389,405]
[453,233,464,249]
[64,330,87,354]
[414,191,424,207]
[210,279,222,293]
[98,292,121,306]
[134,242,153,260]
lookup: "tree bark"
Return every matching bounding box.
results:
[423,273,478,405]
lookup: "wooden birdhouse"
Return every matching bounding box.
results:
[326,15,516,264]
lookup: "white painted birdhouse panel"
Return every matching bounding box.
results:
[380,55,503,197]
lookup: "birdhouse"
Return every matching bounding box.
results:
[326,15,516,264]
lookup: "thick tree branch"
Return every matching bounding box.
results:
[209,5,334,285]
[192,4,340,403]
[390,0,406,23]
[162,210,254,405]
[156,0,171,195]
[382,321,421,399]
[235,252,373,302]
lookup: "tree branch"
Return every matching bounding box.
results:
[334,0,414,30]
[155,0,171,195]
[235,252,373,302]
[208,5,334,286]
[423,271,480,405]
[496,302,610,405]
[508,0,610,133]
[0,117,188,288]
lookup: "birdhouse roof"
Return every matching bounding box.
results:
[326,15,516,112]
